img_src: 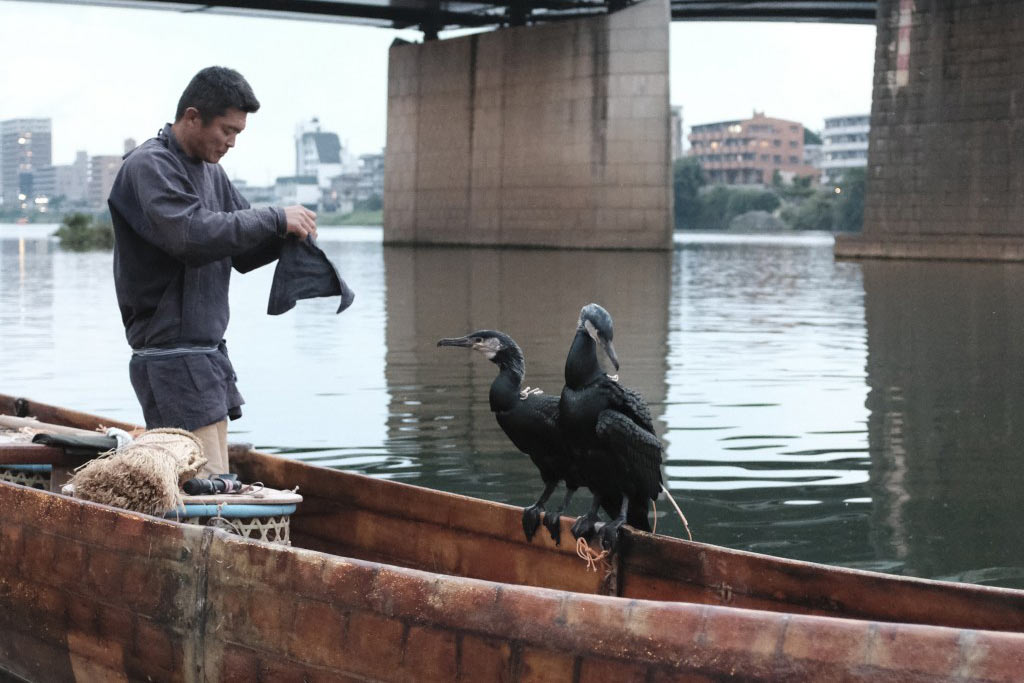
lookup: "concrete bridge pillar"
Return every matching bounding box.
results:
[383,0,672,250]
[836,0,1024,261]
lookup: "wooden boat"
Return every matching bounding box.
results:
[1,393,1023,682]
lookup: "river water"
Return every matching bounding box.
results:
[2,223,1023,588]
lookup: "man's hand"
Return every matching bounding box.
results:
[283,205,318,241]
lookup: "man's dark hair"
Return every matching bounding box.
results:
[174,66,260,124]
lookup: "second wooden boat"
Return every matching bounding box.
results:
[1,394,1022,682]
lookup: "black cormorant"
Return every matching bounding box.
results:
[438,330,580,544]
[558,303,664,551]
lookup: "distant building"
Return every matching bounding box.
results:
[324,175,356,214]
[234,179,275,208]
[89,155,122,208]
[327,152,384,214]
[821,114,870,184]
[31,165,56,213]
[670,106,684,161]
[35,150,89,208]
[357,153,385,200]
[804,143,823,170]
[295,118,354,189]
[58,151,90,205]
[688,111,817,186]
[275,175,320,210]
[1,118,52,209]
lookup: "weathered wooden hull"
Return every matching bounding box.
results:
[2,394,1024,682]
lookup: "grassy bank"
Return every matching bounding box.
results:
[319,209,383,226]
[54,212,114,251]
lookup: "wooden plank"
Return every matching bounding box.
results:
[0,443,87,466]
[180,486,302,506]
[293,504,604,594]
[0,396,139,432]
[0,415,112,439]
[618,530,1024,633]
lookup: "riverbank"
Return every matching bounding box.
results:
[312,209,383,226]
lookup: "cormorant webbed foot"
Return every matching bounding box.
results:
[571,512,599,541]
[597,518,625,553]
[543,511,563,545]
[598,498,630,552]
[544,486,577,546]
[522,504,544,542]
[572,496,603,541]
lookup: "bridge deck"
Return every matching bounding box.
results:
[40,0,877,31]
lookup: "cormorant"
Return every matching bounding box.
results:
[438,330,580,544]
[558,303,664,552]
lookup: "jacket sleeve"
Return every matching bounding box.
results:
[128,152,285,267]
[233,236,285,273]
[227,179,286,273]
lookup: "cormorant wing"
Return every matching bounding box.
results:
[598,378,656,434]
[496,394,566,470]
[528,392,561,429]
[595,409,663,500]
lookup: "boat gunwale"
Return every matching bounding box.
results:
[3,392,1024,637]
[3,475,1024,683]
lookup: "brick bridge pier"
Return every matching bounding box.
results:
[836,0,1024,261]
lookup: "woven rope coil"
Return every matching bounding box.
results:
[69,428,207,515]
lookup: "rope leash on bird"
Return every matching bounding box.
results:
[519,386,544,400]
[660,484,693,541]
[576,536,611,572]
[576,490,691,572]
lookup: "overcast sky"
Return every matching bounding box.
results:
[0,0,876,186]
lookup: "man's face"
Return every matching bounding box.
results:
[181,107,247,164]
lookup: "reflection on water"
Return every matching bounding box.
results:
[382,245,670,510]
[862,261,1024,586]
[2,224,1023,588]
[664,240,873,568]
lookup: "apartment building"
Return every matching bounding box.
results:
[821,113,869,183]
[1,118,52,208]
[670,106,684,161]
[88,155,123,208]
[688,111,817,186]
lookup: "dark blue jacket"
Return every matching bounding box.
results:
[109,123,286,430]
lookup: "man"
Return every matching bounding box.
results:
[108,66,316,477]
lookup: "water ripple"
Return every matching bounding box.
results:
[6,226,1024,588]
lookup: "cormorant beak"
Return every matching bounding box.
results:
[437,336,474,349]
[603,338,620,371]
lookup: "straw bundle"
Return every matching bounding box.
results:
[69,428,207,515]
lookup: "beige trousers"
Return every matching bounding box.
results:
[193,419,229,477]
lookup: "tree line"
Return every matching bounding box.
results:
[673,157,865,233]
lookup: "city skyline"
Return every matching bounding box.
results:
[1,0,876,186]
[0,115,387,212]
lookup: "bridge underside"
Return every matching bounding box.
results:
[39,0,876,32]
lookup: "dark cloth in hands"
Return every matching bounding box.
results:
[267,236,354,315]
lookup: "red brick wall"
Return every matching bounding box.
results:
[863,0,1024,242]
